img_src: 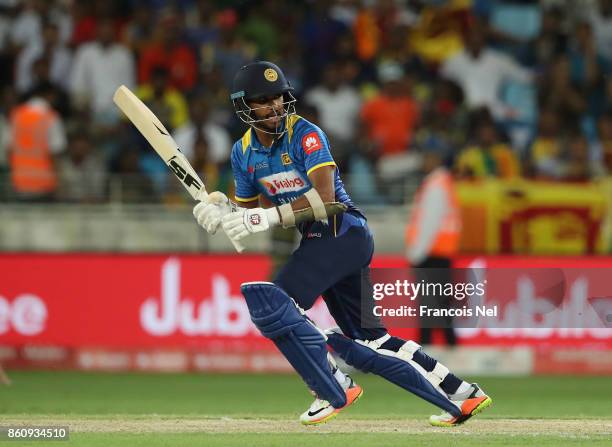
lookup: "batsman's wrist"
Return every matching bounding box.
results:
[265,207,281,227]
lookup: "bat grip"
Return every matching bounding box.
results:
[198,190,244,253]
[228,233,245,253]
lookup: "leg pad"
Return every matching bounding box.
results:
[241,282,346,408]
[327,332,460,416]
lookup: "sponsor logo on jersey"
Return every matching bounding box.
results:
[255,161,268,170]
[259,171,306,196]
[247,165,255,173]
[302,132,322,154]
[281,153,292,165]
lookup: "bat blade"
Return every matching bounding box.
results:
[113,85,206,201]
[113,85,244,252]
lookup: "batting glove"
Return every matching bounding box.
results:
[221,207,281,241]
[193,191,233,235]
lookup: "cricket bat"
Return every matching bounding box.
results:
[113,85,244,252]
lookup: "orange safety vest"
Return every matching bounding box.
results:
[10,103,58,194]
[405,168,461,258]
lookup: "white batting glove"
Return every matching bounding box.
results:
[193,191,232,235]
[221,207,280,242]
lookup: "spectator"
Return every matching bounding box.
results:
[114,147,157,204]
[184,1,223,71]
[172,95,232,192]
[138,12,197,92]
[0,86,16,177]
[304,61,361,169]
[455,109,520,179]
[68,1,97,46]
[420,78,468,150]
[586,0,612,67]
[563,129,592,182]
[210,18,254,90]
[300,0,348,80]
[7,81,66,201]
[0,103,8,174]
[379,25,430,82]
[532,7,568,69]
[539,55,587,125]
[441,19,532,121]
[70,18,135,125]
[0,2,15,86]
[15,21,72,94]
[592,110,612,176]
[527,107,565,179]
[409,1,469,64]
[121,2,154,54]
[27,56,71,118]
[238,2,280,59]
[9,0,45,51]
[56,128,107,202]
[360,61,420,160]
[566,21,607,118]
[353,0,415,63]
[136,65,188,131]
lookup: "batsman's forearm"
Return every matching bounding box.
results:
[289,202,348,225]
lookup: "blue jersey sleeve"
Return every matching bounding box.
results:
[292,122,337,177]
[231,143,259,202]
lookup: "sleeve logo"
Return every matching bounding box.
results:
[302,132,322,154]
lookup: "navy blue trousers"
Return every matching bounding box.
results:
[274,212,387,341]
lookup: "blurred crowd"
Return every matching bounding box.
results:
[2,0,612,204]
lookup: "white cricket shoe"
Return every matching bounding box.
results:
[429,383,492,427]
[299,375,363,425]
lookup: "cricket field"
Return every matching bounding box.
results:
[1,371,611,446]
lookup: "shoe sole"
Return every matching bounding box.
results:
[301,388,364,426]
[429,396,493,427]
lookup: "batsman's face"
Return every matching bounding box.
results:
[249,94,284,130]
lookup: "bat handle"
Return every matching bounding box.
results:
[197,190,244,253]
[228,234,245,253]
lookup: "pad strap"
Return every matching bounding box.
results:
[304,188,328,221]
[428,362,450,387]
[396,340,421,362]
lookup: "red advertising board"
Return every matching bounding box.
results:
[0,254,272,347]
[0,254,610,373]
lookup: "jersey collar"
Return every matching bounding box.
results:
[250,121,287,152]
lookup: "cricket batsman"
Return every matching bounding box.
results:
[193,61,492,426]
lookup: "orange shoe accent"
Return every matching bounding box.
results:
[337,385,363,411]
[461,395,488,415]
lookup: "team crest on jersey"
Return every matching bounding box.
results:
[281,153,292,165]
[302,132,322,154]
[264,68,278,82]
[259,170,306,196]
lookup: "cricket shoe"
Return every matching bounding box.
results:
[429,383,492,427]
[299,375,363,425]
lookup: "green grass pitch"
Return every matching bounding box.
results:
[1,371,611,446]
